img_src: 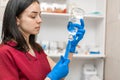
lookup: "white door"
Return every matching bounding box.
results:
[105,0,120,80]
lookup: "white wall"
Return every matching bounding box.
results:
[105,0,120,80]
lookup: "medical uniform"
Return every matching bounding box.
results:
[0,41,51,80]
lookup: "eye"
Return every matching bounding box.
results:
[30,13,37,19]
[31,15,36,18]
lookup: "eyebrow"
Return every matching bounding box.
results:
[31,11,41,14]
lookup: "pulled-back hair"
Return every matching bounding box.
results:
[1,0,43,53]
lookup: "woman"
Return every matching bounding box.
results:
[0,0,85,80]
[0,0,70,79]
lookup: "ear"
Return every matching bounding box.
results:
[16,17,20,26]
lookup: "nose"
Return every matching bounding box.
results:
[37,15,42,23]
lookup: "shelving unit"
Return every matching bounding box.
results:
[37,0,106,80]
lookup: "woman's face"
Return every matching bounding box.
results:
[17,2,42,37]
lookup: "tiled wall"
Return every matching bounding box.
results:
[0,0,9,41]
[0,7,5,21]
[0,0,7,21]
[0,6,5,41]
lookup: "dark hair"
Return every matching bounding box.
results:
[1,0,43,53]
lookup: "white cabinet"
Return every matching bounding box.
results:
[37,0,106,80]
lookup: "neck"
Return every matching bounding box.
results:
[22,34,35,57]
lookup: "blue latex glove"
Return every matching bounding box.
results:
[65,19,85,57]
[47,56,70,80]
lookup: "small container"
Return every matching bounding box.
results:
[69,7,85,24]
[83,64,97,80]
[67,7,85,41]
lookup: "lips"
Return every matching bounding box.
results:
[35,26,40,29]
[35,26,40,31]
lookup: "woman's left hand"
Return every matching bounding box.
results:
[47,56,70,80]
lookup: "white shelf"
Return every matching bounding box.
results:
[41,12,69,17]
[38,0,106,79]
[41,12,104,19]
[47,53,105,59]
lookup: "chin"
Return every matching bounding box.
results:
[32,32,39,35]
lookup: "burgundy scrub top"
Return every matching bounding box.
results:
[0,41,51,80]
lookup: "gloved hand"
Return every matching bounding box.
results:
[47,56,70,80]
[67,19,85,53]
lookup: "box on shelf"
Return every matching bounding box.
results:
[40,2,67,13]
